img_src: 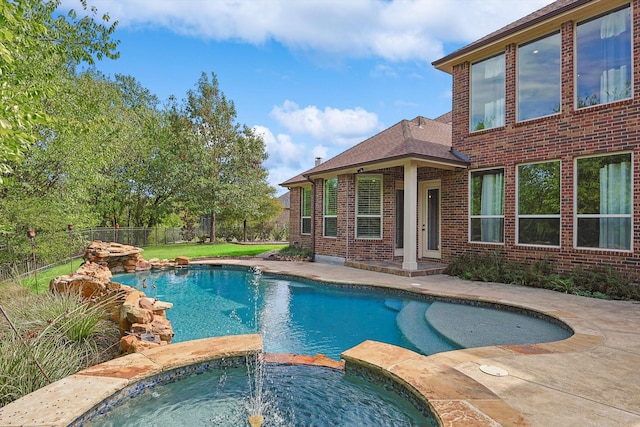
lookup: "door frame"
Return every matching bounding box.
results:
[419,180,441,259]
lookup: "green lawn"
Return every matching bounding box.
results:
[20,243,287,293]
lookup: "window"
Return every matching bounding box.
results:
[301,186,311,234]
[470,169,504,243]
[356,175,382,239]
[471,54,505,131]
[576,5,632,108]
[576,153,632,250]
[518,32,561,121]
[323,178,337,237]
[517,161,560,246]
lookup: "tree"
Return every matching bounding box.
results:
[0,0,118,183]
[177,72,271,242]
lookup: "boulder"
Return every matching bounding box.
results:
[175,256,190,266]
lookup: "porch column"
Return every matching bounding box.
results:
[402,161,418,270]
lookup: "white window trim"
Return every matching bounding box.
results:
[356,174,383,240]
[515,160,562,248]
[323,178,337,238]
[468,167,505,244]
[573,152,633,252]
[301,186,311,235]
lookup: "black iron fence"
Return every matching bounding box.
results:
[0,226,208,282]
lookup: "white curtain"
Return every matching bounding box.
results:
[484,55,504,78]
[483,56,505,127]
[600,9,629,102]
[600,10,626,38]
[600,161,630,249]
[484,98,505,127]
[600,65,627,103]
[481,173,504,242]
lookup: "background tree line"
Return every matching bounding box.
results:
[0,0,281,267]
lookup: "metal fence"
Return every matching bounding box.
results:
[0,226,208,282]
[83,227,209,247]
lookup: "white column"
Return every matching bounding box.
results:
[402,161,418,270]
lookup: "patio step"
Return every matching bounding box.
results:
[396,301,458,355]
[345,260,447,277]
[425,301,571,348]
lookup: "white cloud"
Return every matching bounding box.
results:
[311,145,328,162]
[253,125,319,192]
[253,125,306,169]
[64,0,553,63]
[270,100,380,146]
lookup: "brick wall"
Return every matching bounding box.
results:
[446,1,640,275]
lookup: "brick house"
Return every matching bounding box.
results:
[282,0,640,276]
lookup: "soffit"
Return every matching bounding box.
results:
[433,0,630,73]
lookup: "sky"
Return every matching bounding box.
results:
[62,0,553,195]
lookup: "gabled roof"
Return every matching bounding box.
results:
[433,0,592,73]
[280,115,468,187]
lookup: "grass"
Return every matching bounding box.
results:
[139,242,287,260]
[19,243,287,293]
[0,281,120,406]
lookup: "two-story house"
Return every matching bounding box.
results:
[283,0,640,276]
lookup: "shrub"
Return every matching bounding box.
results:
[277,245,313,259]
[445,251,640,300]
[0,281,120,406]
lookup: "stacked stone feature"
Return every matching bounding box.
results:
[84,241,151,273]
[48,240,193,354]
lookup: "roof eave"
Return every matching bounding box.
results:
[304,153,469,180]
[432,0,593,74]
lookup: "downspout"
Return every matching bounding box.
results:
[306,175,316,261]
[346,174,350,261]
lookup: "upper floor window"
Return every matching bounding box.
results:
[517,32,561,121]
[470,168,504,243]
[576,5,632,108]
[471,54,505,131]
[517,161,560,246]
[301,186,311,235]
[356,175,382,239]
[576,153,632,250]
[323,178,337,237]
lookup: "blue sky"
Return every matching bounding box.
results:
[64,0,552,194]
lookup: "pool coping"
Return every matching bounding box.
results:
[1,259,638,426]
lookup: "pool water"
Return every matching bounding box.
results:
[115,266,571,360]
[90,363,436,426]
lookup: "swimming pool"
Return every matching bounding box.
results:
[115,265,571,360]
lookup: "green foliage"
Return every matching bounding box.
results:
[0,0,118,182]
[445,250,640,300]
[179,210,198,242]
[171,72,272,241]
[0,282,119,405]
[0,23,278,270]
[278,245,313,258]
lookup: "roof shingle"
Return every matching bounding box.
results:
[280,115,468,187]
